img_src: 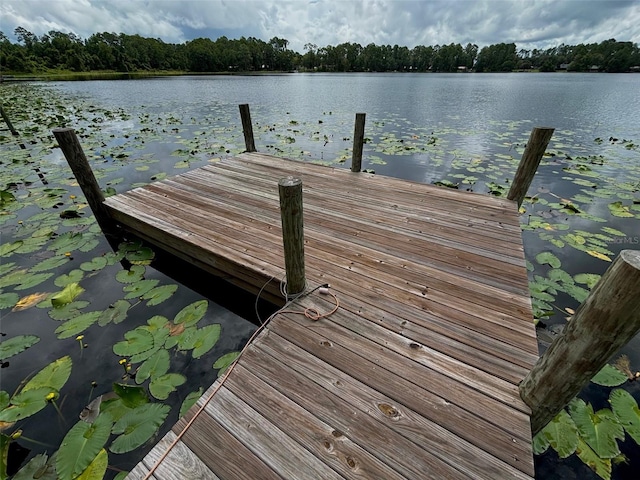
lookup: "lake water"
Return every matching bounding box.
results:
[2,72,639,479]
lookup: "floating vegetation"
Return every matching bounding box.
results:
[1,78,639,479]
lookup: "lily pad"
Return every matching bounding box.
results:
[98,300,130,326]
[55,311,101,339]
[56,415,113,480]
[538,409,578,458]
[51,282,85,308]
[54,269,85,288]
[213,351,241,377]
[12,453,57,480]
[23,356,72,392]
[113,328,154,359]
[0,292,20,309]
[592,364,629,387]
[79,256,108,272]
[179,387,203,418]
[610,389,640,444]
[135,349,170,384]
[113,383,149,409]
[125,247,155,265]
[142,284,178,306]
[76,448,108,480]
[123,279,159,299]
[149,373,186,400]
[575,438,611,480]
[48,301,90,321]
[569,398,624,459]
[30,255,70,273]
[535,251,561,269]
[110,403,170,454]
[0,335,40,360]
[0,387,52,422]
[115,265,145,284]
[174,300,208,327]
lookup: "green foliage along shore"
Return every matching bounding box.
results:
[1,26,639,75]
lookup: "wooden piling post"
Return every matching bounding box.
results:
[0,105,19,136]
[507,127,554,208]
[351,113,366,172]
[239,104,256,153]
[52,128,120,246]
[520,249,640,435]
[278,176,306,297]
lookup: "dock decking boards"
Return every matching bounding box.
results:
[111,153,538,479]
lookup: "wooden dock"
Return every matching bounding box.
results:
[106,152,539,479]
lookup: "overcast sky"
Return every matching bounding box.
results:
[1,0,638,52]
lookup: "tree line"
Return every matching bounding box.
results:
[1,27,639,74]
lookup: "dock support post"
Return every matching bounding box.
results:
[0,105,19,136]
[53,128,120,248]
[239,104,256,153]
[520,249,640,435]
[351,113,366,172]
[507,127,554,208]
[278,177,306,297]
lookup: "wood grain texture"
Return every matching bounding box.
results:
[107,152,538,479]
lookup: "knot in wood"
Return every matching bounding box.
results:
[331,429,344,438]
[378,403,400,418]
[346,456,357,469]
[409,342,421,350]
[320,340,332,347]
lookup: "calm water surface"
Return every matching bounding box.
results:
[4,73,639,478]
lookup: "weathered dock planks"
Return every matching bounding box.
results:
[113,152,538,479]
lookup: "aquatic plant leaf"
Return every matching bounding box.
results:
[586,250,612,262]
[115,265,145,284]
[609,389,640,444]
[135,349,170,384]
[0,335,40,360]
[213,351,241,378]
[12,292,49,311]
[574,273,601,289]
[14,272,53,290]
[110,403,170,454]
[48,232,87,254]
[123,279,159,299]
[601,226,626,237]
[125,247,155,265]
[562,283,590,303]
[608,201,634,218]
[113,328,154,358]
[0,292,20,309]
[113,473,128,480]
[56,415,112,480]
[55,311,101,339]
[547,268,574,285]
[179,388,203,418]
[0,392,8,410]
[12,452,57,480]
[0,241,23,257]
[149,373,186,400]
[569,398,623,459]
[48,301,90,321]
[98,300,130,326]
[142,284,178,306]
[54,269,85,288]
[174,299,208,327]
[76,449,107,480]
[51,282,85,308]
[575,437,611,480]
[532,429,551,455]
[0,387,51,422]
[592,364,629,387]
[535,252,561,268]
[23,356,72,392]
[191,324,221,359]
[539,409,578,458]
[112,383,148,409]
[0,434,10,480]
[30,255,69,273]
[79,256,108,272]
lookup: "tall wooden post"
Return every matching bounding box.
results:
[278,177,306,297]
[52,128,120,247]
[0,105,19,136]
[507,127,554,208]
[351,113,366,172]
[520,249,640,435]
[239,104,256,153]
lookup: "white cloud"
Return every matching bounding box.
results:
[1,0,639,51]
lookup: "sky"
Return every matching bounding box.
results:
[1,0,639,53]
